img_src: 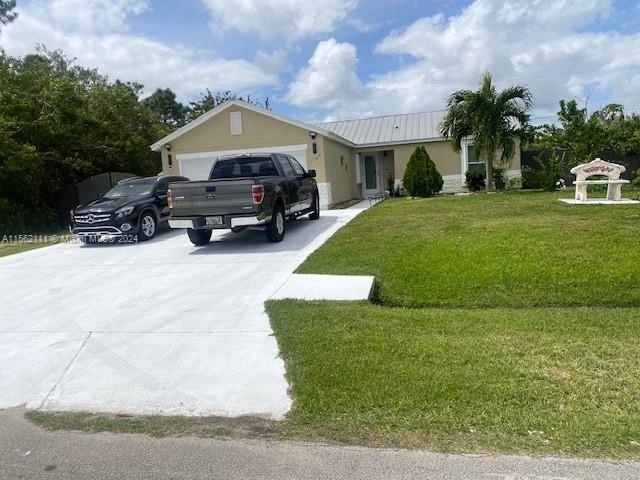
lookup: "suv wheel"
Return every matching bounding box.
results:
[265,204,285,242]
[139,212,157,241]
[309,192,320,220]
[187,228,212,246]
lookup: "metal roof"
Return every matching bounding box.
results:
[315,110,447,147]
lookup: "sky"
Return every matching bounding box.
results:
[2,0,640,123]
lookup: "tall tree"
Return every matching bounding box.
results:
[530,100,616,164]
[0,0,17,29]
[186,89,270,122]
[441,72,532,191]
[142,88,187,129]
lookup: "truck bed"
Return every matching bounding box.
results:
[169,178,262,218]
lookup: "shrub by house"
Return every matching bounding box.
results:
[402,146,443,197]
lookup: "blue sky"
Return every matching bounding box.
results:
[3,0,640,122]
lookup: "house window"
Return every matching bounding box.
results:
[466,144,485,176]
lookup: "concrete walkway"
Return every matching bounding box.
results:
[270,273,375,300]
[0,202,369,418]
[1,408,638,480]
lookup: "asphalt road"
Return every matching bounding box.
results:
[2,409,639,480]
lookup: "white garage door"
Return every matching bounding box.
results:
[176,144,308,181]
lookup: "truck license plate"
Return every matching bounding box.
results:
[206,216,223,226]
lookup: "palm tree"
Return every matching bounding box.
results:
[440,72,532,191]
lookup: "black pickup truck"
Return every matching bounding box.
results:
[167,153,320,245]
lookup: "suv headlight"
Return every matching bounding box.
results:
[115,206,135,218]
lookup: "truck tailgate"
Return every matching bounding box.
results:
[170,179,257,217]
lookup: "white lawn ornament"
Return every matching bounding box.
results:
[568,158,632,203]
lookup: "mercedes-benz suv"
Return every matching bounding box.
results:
[70,175,189,242]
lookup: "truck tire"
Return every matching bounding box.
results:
[265,204,285,242]
[187,228,212,246]
[309,192,320,220]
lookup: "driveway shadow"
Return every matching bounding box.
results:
[187,216,339,255]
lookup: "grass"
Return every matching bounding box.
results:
[0,230,71,258]
[268,191,640,457]
[267,301,640,458]
[298,191,640,308]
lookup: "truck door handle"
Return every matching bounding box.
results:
[206,194,216,199]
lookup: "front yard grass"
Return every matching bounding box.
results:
[270,191,640,457]
[267,301,640,458]
[298,191,640,308]
[0,230,71,258]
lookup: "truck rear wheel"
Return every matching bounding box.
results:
[265,205,285,242]
[187,228,212,246]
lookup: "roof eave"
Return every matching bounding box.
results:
[353,137,447,149]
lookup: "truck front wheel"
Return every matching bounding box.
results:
[309,192,320,220]
[187,228,212,246]
[265,205,285,242]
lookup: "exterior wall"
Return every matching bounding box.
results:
[322,137,358,206]
[391,141,461,178]
[356,140,523,194]
[161,104,322,178]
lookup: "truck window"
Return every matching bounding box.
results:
[289,157,306,176]
[276,155,295,176]
[211,156,279,179]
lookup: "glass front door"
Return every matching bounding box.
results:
[363,154,379,195]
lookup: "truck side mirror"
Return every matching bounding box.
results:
[306,169,317,178]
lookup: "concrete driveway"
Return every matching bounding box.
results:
[0,203,367,418]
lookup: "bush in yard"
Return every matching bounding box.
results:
[493,167,506,190]
[465,170,485,191]
[522,151,571,191]
[402,146,443,197]
[633,168,640,189]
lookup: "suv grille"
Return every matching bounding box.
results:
[74,213,112,224]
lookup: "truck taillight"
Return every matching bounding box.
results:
[167,189,173,209]
[252,185,265,204]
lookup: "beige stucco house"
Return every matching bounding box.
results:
[151,100,522,208]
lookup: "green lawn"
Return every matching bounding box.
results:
[268,301,640,457]
[266,191,640,457]
[0,230,71,258]
[298,191,640,308]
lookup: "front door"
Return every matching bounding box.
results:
[362,154,380,196]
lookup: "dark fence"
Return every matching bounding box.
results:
[54,172,136,228]
[522,150,640,183]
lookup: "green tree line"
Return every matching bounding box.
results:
[0,47,267,232]
[524,100,640,189]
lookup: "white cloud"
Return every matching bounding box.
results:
[1,1,279,100]
[45,0,149,32]
[201,0,358,39]
[288,0,640,121]
[286,38,366,110]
